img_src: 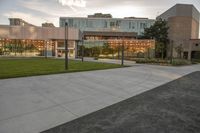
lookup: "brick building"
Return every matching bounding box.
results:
[157,4,200,60]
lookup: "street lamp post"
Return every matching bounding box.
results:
[64,22,69,70]
[45,41,48,59]
[81,39,84,62]
[121,38,124,66]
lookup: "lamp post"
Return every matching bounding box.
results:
[81,40,84,62]
[45,41,48,59]
[121,38,124,66]
[64,22,69,70]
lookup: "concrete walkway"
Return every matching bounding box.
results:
[0,64,199,133]
[74,57,136,66]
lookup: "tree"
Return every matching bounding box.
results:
[102,42,112,55]
[155,41,165,59]
[142,19,169,59]
[175,44,183,58]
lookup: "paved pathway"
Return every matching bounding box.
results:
[74,57,136,66]
[0,64,199,133]
[42,71,200,133]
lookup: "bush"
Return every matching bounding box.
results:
[192,59,200,63]
[171,59,192,66]
[134,58,192,66]
[134,58,169,64]
[94,57,99,60]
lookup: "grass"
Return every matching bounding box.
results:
[0,57,122,79]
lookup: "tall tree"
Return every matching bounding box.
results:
[142,19,169,59]
[175,44,183,58]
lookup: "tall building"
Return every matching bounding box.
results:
[157,4,200,59]
[60,15,155,35]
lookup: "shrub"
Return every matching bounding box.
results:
[171,59,191,66]
[134,58,169,64]
[192,59,200,64]
[94,57,99,60]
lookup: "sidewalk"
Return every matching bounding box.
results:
[74,57,136,66]
[0,64,199,133]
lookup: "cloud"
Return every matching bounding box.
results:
[20,0,88,17]
[14,0,89,26]
[57,0,86,7]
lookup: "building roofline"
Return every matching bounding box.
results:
[157,3,200,20]
[59,16,155,21]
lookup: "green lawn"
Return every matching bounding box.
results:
[0,58,122,79]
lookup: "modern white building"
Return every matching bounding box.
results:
[60,14,155,35]
[59,15,156,58]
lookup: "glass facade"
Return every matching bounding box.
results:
[60,17,155,35]
[0,39,55,57]
[0,39,77,58]
[77,39,155,59]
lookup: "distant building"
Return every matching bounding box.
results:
[42,22,55,27]
[9,18,35,27]
[0,18,81,58]
[88,13,112,18]
[124,17,148,20]
[157,4,200,60]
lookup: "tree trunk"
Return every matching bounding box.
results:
[162,48,164,59]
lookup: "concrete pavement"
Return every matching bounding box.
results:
[74,57,136,66]
[0,64,199,133]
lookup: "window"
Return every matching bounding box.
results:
[132,23,135,29]
[129,22,131,29]
[140,23,147,29]
[88,20,93,28]
[68,19,73,27]
[110,22,115,27]
[104,21,107,28]
[116,20,121,28]
[86,20,88,27]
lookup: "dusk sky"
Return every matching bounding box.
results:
[0,0,200,27]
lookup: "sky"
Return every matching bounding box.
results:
[0,0,200,28]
